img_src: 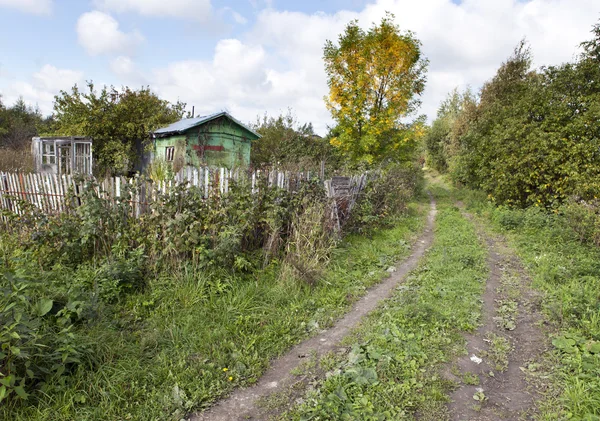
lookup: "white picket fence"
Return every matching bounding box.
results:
[0,167,324,220]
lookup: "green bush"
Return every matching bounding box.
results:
[492,207,525,231]
[350,162,423,231]
[2,174,327,273]
[0,164,425,412]
[0,272,88,404]
[427,23,600,209]
[559,199,600,246]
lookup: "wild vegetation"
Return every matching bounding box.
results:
[0,97,52,172]
[250,110,341,172]
[279,173,600,420]
[0,86,187,176]
[0,161,424,420]
[420,19,600,420]
[425,23,600,209]
[459,189,600,420]
[52,83,188,175]
[1,10,430,417]
[7,9,600,421]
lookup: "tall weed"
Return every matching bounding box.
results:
[349,162,423,232]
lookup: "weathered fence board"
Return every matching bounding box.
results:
[0,167,367,231]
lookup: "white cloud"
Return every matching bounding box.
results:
[152,39,268,119]
[226,0,599,131]
[76,11,144,56]
[110,56,135,76]
[0,0,52,15]
[213,40,265,83]
[248,0,273,9]
[95,0,211,21]
[222,7,248,24]
[231,11,248,25]
[6,0,600,135]
[109,55,148,85]
[1,65,83,115]
[32,65,84,92]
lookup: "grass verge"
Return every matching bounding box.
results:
[1,203,427,421]
[280,193,488,420]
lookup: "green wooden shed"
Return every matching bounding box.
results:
[152,111,260,169]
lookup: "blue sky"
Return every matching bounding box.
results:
[0,0,598,134]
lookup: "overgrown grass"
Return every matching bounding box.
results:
[459,189,600,420]
[282,191,489,420]
[0,202,427,420]
[0,147,33,172]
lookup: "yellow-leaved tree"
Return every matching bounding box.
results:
[324,13,428,164]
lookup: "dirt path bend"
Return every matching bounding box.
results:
[447,210,546,421]
[188,198,437,421]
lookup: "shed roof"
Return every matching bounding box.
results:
[153,111,261,138]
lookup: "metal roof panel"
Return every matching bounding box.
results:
[153,111,261,138]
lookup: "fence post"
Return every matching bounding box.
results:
[204,167,209,198]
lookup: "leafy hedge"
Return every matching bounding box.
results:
[425,22,600,208]
[349,162,424,231]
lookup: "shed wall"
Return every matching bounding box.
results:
[155,116,254,169]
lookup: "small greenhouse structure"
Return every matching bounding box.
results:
[32,137,93,175]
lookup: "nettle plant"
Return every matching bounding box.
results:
[349,162,423,232]
[0,272,88,404]
[140,176,327,269]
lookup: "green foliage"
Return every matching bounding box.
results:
[0,190,427,420]
[581,20,600,62]
[427,22,600,208]
[349,162,424,231]
[0,96,52,172]
[0,97,52,150]
[462,188,600,419]
[324,12,428,164]
[0,85,426,418]
[2,174,330,275]
[424,88,476,173]
[492,206,525,231]
[146,158,175,183]
[558,199,600,246]
[251,110,340,171]
[424,114,452,172]
[52,82,187,175]
[0,272,87,404]
[140,177,327,269]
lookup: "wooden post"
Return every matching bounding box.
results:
[219,167,224,195]
[204,167,209,198]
